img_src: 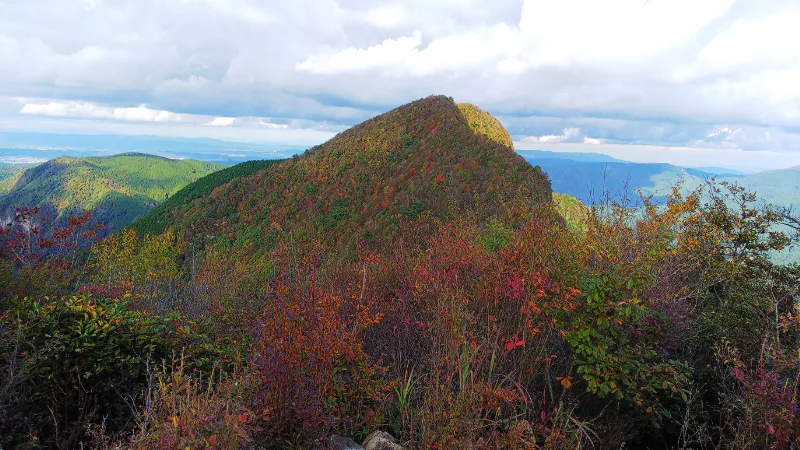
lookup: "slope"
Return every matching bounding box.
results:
[0,163,30,185]
[132,159,284,236]
[727,166,800,207]
[0,153,222,234]
[155,95,552,254]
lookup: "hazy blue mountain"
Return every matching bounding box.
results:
[520,158,711,205]
[521,154,796,206]
[689,166,748,177]
[517,149,622,163]
[734,166,800,207]
[522,156,798,262]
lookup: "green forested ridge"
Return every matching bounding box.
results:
[0,153,221,234]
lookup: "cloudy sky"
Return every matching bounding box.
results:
[1,0,799,171]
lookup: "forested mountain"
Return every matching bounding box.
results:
[147,95,552,254]
[0,153,221,234]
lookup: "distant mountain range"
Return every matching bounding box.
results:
[520,155,798,209]
[0,126,798,241]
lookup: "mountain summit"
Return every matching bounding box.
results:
[137,95,552,250]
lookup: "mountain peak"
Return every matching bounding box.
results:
[145,95,552,250]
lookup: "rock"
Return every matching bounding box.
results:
[363,431,404,450]
[329,435,365,450]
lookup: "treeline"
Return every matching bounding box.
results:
[1,179,799,449]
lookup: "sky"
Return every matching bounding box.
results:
[1,0,800,172]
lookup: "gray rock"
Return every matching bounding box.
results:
[329,435,365,450]
[363,431,404,450]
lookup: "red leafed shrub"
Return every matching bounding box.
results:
[364,214,588,447]
[0,207,100,298]
[717,341,800,449]
[251,247,390,446]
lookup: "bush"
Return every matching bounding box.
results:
[0,294,167,448]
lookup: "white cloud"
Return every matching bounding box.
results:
[583,137,603,145]
[297,31,424,74]
[296,23,520,76]
[297,0,734,75]
[19,100,295,131]
[521,128,603,145]
[183,0,273,24]
[690,11,800,75]
[20,101,194,122]
[258,120,289,129]
[365,5,406,28]
[706,126,736,140]
[519,0,734,66]
[79,0,101,9]
[208,116,236,126]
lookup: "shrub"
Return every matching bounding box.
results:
[0,294,167,448]
[250,248,390,448]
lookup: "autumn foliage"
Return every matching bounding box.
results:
[1,97,799,449]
